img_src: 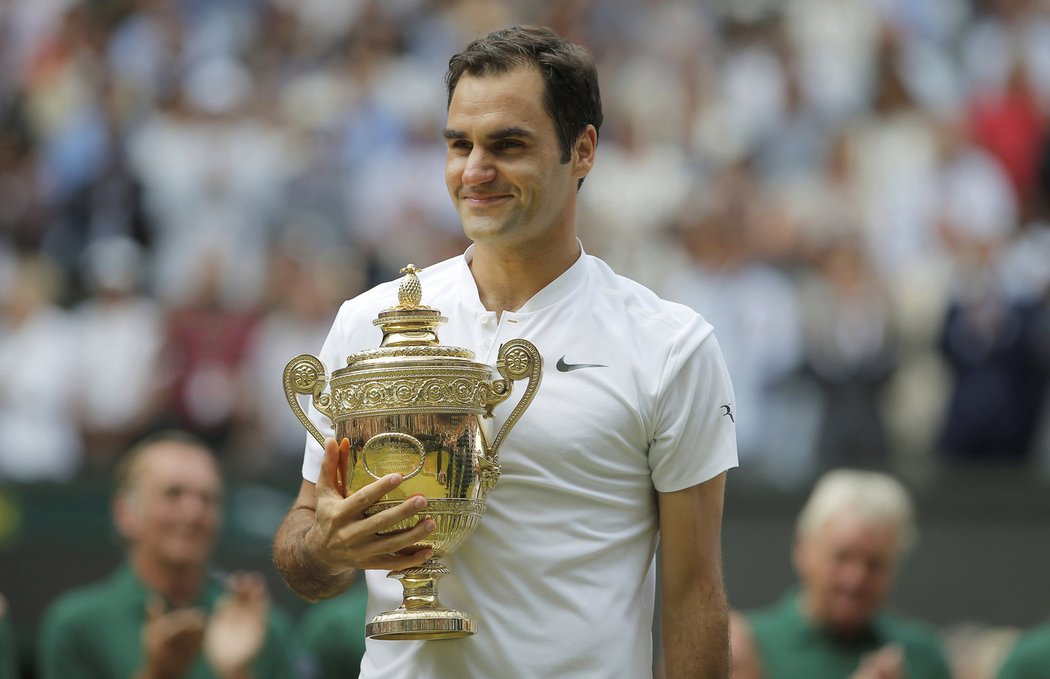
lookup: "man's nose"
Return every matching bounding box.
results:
[462,148,496,186]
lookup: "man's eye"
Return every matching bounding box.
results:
[450,140,472,151]
[495,140,522,149]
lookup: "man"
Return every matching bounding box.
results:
[272,25,737,678]
[747,469,952,679]
[39,432,296,679]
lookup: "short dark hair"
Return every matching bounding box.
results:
[446,25,603,165]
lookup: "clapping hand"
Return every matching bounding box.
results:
[138,597,207,679]
[204,572,270,679]
[851,645,904,679]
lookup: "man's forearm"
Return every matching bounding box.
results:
[272,507,356,602]
[661,580,729,679]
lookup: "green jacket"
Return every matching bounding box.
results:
[38,563,297,679]
[999,623,1050,679]
[297,581,369,679]
[748,590,952,679]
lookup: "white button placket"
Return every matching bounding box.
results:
[478,311,499,364]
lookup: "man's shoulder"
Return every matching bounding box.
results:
[41,574,122,635]
[584,256,707,334]
[747,592,803,638]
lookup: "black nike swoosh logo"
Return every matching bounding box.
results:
[556,355,608,372]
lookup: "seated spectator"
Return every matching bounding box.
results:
[297,579,368,679]
[747,469,952,678]
[37,431,296,679]
[998,622,1050,678]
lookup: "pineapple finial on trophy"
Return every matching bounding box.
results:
[398,264,423,308]
[372,264,447,348]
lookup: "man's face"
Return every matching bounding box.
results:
[444,66,591,251]
[118,443,223,569]
[794,513,900,636]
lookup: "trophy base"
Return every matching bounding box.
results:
[366,607,475,640]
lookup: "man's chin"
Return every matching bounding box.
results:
[161,545,212,569]
[826,608,876,636]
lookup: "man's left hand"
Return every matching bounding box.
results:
[204,572,270,679]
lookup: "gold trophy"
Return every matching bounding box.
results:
[282,265,542,640]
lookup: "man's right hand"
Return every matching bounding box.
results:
[303,437,437,576]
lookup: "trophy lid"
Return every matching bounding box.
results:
[343,264,474,367]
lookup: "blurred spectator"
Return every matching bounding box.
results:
[127,56,296,310]
[844,36,940,282]
[0,104,49,252]
[159,253,260,451]
[0,593,15,679]
[747,469,952,678]
[936,215,1049,463]
[71,235,164,471]
[297,580,368,679]
[0,252,81,482]
[968,57,1046,219]
[783,0,882,121]
[37,431,296,678]
[799,236,897,469]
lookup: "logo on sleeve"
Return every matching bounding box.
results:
[556,355,608,372]
[720,404,735,423]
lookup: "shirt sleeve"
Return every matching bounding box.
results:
[648,319,739,492]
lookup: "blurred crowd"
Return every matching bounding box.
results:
[1,0,1050,488]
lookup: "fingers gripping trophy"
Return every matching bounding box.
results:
[282,265,542,640]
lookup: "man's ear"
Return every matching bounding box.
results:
[572,124,598,181]
[113,493,138,542]
[791,533,808,577]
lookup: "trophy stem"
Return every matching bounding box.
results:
[365,559,476,641]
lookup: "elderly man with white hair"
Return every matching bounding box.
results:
[745,469,952,679]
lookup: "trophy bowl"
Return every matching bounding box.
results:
[283,265,542,640]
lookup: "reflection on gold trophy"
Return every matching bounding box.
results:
[282,265,542,640]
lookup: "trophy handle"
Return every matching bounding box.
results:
[484,339,543,474]
[282,354,333,448]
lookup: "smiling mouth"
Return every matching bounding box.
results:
[463,194,511,207]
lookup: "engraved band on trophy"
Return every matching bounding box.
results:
[283,264,542,640]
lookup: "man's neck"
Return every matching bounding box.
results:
[132,552,205,607]
[469,236,581,316]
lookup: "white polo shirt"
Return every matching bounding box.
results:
[301,246,738,678]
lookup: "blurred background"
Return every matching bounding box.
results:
[1,0,1049,676]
